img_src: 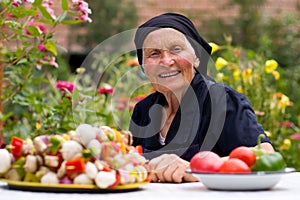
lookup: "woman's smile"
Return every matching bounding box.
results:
[158,70,181,78]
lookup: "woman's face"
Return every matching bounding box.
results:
[142,28,199,94]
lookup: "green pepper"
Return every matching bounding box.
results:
[12,157,26,179]
[251,134,286,172]
[49,136,62,154]
[251,152,286,171]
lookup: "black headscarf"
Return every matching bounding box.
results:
[134,12,212,74]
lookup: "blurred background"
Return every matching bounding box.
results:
[1,0,299,169]
[53,0,300,115]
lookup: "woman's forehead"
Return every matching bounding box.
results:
[143,28,187,48]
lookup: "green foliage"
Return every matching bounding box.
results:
[210,41,300,170]
[72,0,138,51]
[0,0,92,143]
[201,0,300,72]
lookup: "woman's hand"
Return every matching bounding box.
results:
[149,154,198,183]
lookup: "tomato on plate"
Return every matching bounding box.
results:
[190,151,224,173]
[229,146,256,167]
[219,158,251,173]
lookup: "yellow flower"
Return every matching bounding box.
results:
[264,130,272,138]
[280,139,291,150]
[216,73,224,81]
[36,122,41,130]
[233,69,241,81]
[271,70,280,80]
[265,59,278,73]
[76,67,86,74]
[237,85,243,93]
[209,42,220,54]
[279,94,290,112]
[215,57,228,70]
[242,68,252,81]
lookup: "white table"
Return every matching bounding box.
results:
[1,172,299,200]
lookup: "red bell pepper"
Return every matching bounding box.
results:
[11,136,24,159]
[135,145,143,155]
[108,172,121,189]
[65,157,86,179]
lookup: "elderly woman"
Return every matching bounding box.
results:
[129,13,274,183]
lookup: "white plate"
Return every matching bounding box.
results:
[186,168,296,191]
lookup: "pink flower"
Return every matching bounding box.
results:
[36,63,42,70]
[12,0,20,7]
[42,3,56,19]
[98,87,114,94]
[38,44,47,51]
[49,57,58,68]
[78,1,92,14]
[43,56,58,68]
[56,81,75,93]
[80,14,92,23]
[280,121,294,128]
[133,94,146,102]
[290,133,300,141]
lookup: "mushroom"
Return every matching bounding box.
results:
[94,171,116,189]
[73,173,93,185]
[75,124,97,146]
[24,154,38,173]
[61,140,83,161]
[0,149,12,174]
[41,171,59,184]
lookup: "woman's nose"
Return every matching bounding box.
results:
[159,50,175,66]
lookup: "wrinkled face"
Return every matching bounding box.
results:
[142,28,199,94]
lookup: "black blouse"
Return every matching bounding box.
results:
[129,72,270,161]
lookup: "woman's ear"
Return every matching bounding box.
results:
[194,57,200,67]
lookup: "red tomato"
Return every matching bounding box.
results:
[229,146,256,167]
[190,151,224,173]
[219,158,251,173]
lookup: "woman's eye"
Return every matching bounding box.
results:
[149,50,160,57]
[170,46,182,54]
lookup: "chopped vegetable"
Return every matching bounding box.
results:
[41,171,59,184]
[0,149,12,174]
[11,136,24,159]
[49,136,63,154]
[65,157,86,178]
[12,157,26,179]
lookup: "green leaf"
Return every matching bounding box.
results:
[44,41,57,56]
[33,0,43,6]
[61,0,69,11]
[26,26,42,36]
[38,5,54,21]
[16,58,28,65]
[61,20,84,25]
[4,20,21,29]
[1,0,11,4]
[55,11,67,23]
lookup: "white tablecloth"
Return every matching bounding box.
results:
[1,172,299,200]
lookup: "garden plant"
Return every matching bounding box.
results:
[0,0,299,172]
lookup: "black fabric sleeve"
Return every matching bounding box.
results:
[212,85,270,156]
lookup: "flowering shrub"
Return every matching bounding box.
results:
[70,54,150,131]
[0,0,92,145]
[209,39,300,170]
